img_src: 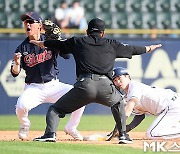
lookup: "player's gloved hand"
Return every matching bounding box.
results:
[106,124,132,141]
[106,124,119,141]
[42,19,62,40]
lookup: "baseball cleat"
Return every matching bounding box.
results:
[64,128,83,141]
[18,127,29,140]
[119,132,133,144]
[33,132,56,142]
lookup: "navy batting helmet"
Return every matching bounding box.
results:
[112,67,129,79]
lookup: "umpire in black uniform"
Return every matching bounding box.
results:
[31,18,162,144]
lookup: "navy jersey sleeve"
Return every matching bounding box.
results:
[110,40,146,58]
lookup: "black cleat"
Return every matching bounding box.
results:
[33,132,56,142]
[119,132,133,144]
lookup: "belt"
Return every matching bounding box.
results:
[77,73,107,81]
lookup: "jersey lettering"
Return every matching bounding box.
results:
[24,50,52,67]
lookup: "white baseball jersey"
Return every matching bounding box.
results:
[125,80,180,139]
[126,81,177,115]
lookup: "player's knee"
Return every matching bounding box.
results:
[16,104,29,116]
[146,129,162,139]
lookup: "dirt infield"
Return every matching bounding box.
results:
[0,131,179,149]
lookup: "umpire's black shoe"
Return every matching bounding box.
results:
[33,132,56,142]
[119,132,133,144]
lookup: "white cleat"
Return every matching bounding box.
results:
[18,127,29,140]
[64,128,83,141]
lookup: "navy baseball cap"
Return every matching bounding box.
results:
[21,12,42,22]
[112,67,129,79]
[88,18,105,32]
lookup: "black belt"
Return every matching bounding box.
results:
[77,73,107,81]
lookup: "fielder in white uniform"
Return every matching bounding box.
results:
[112,67,180,139]
[10,12,85,141]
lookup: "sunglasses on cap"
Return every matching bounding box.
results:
[24,19,39,24]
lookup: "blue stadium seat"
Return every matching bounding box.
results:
[9,0,20,12]
[116,13,128,29]
[114,0,126,12]
[24,0,35,12]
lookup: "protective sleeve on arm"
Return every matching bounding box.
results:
[126,114,145,132]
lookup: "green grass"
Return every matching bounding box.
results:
[0,115,155,131]
[0,141,149,154]
[0,115,157,154]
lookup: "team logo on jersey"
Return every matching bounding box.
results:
[24,50,52,67]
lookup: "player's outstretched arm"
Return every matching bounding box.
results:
[145,44,162,53]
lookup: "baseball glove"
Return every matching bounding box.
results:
[42,19,62,40]
[106,125,119,141]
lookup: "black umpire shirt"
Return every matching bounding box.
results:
[44,33,146,79]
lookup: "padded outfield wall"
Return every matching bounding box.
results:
[0,38,180,114]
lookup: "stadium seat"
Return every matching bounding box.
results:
[38,0,49,12]
[157,12,171,29]
[9,0,20,12]
[83,0,95,12]
[172,13,180,29]
[116,13,128,29]
[11,13,22,28]
[52,0,61,9]
[96,12,112,29]
[130,0,142,12]
[143,13,157,29]
[0,0,6,12]
[173,0,180,11]
[85,12,96,23]
[0,12,8,28]
[159,0,170,12]
[143,0,156,12]
[40,12,52,20]
[114,0,126,12]
[98,0,111,12]
[130,12,143,29]
[24,0,35,12]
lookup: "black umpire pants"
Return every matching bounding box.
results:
[45,74,126,135]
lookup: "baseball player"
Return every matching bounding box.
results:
[31,18,162,144]
[10,12,85,141]
[107,67,180,140]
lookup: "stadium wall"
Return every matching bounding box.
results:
[0,38,180,114]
